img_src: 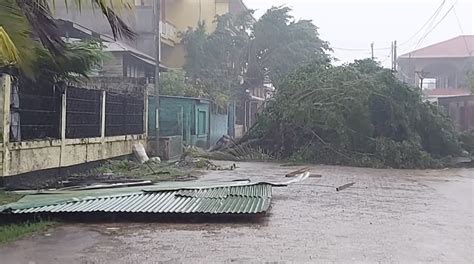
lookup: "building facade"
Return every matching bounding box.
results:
[52,0,249,68]
[398,35,474,98]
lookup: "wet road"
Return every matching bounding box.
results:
[1,163,473,263]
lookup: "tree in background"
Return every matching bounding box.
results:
[182,11,252,106]
[182,6,330,105]
[249,6,331,87]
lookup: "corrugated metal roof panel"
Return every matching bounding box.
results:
[9,183,273,215]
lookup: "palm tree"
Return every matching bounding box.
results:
[0,0,135,74]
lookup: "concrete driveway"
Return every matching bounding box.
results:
[1,162,473,263]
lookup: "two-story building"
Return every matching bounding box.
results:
[52,0,249,68]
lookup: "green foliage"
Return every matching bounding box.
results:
[182,12,252,106]
[17,41,108,88]
[0,0,134,76]
[250,59,461,169]
[251,6,331,86]
[459,131,474,154]
[160,69,204,97]
[0,221,55,245]
[182,6,330,105]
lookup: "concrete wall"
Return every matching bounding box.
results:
[6,136,145,176]
[0,74,148,178]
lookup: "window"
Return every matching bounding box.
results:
[197,110,206,135]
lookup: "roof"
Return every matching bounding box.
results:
[6,183,272,215]
[57,19,168,70]
[400,35,474,58]
[102,40,170,70]
[1,172,309,218]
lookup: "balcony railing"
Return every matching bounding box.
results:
[160,21,178,43]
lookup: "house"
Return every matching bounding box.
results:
[52,0,250,68]
[397,35,474,97]
[57,19,166,80]
[397,36,473,131]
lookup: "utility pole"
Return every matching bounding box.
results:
[392,40,397,71]
[154,0,161,155]
[370,42,374,60]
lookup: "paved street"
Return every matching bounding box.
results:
[1,162,473,263]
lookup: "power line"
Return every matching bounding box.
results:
[332,46,391,52]
[332,0,447,53]
[398,0,446,47]
[414,1,457,50]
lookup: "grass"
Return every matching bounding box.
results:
[0,221,56,245]
[0,190,56,245]
[0,190,22,206]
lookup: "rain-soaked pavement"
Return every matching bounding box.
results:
[1,162,473,263]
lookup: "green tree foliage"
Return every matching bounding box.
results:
[182,12,252,106]
[182,6,330,105]
[16,41,109,91]
[251,6,331,86]
[160,69,204,97]
[249,59,461,169]
[0,0,134,76]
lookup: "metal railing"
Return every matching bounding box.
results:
[160,21,178,42]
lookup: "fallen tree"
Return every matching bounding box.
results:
[240,59,462,169]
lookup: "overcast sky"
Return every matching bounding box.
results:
[244,0,473,67]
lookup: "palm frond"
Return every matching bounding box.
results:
[16,0,64,54]
[68,0,136,40]
[0,26,20,64]
[90,0,136,40]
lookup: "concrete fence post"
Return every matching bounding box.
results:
[100,90,106,159]
[59,87,67,167]
[1,74,11,177]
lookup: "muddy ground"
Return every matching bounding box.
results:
[0,162,473,263]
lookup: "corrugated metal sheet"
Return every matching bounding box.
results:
[8,183,273,215]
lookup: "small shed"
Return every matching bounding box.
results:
[148,96,210,150]
[148,95,230,159]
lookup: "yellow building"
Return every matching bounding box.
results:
[54,0,249,68]
[144,0,249,68]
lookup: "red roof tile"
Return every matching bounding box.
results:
[400,35,474,58]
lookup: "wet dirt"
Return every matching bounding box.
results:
[0,163,473,263]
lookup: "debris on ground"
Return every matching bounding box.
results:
[185,143,273,162]
[336,182,356,192]
[285,167,310,177]
[174,156,237,171]
[132,143,150,164]
[0,169,310,221]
